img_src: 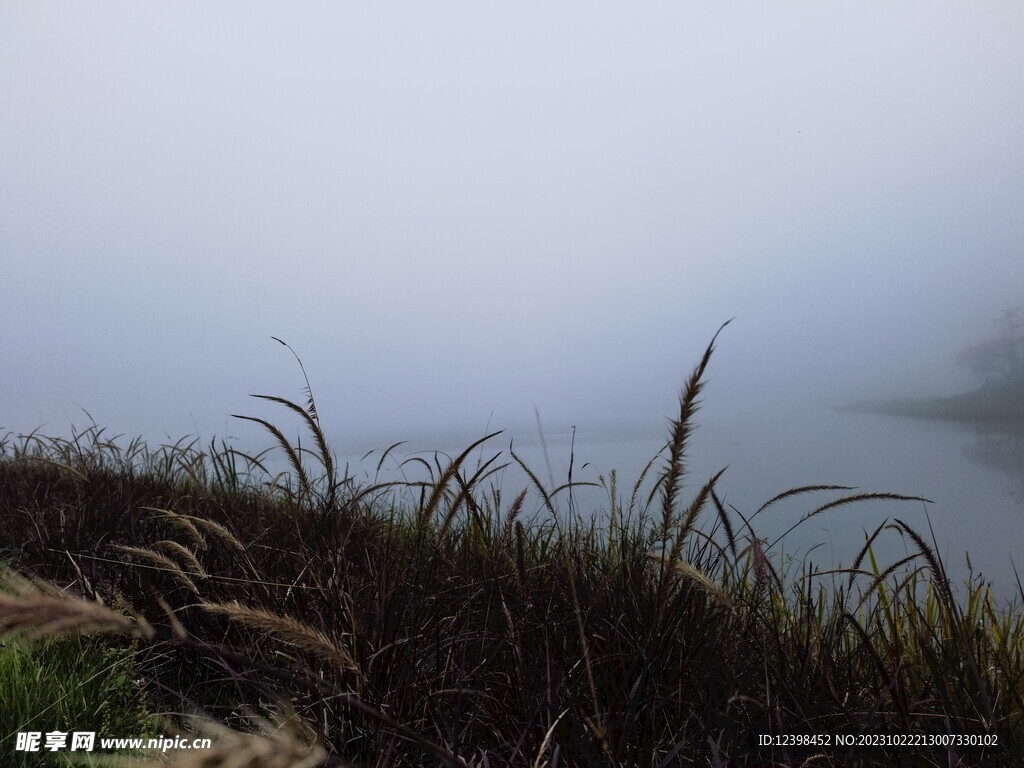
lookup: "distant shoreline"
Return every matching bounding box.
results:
[839,382,1024,422]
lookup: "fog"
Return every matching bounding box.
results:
[3,2,1023,451]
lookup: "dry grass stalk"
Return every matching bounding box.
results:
[185,514,247,552]
[106,714,327,768]
[418,432,502,527]
[646,552,732,610]
[143,506,207,549]
[0,569,154,640]
[152,539,208,577]
[501,488,528,544]
[110,545,201,595]
[202,601,361,678]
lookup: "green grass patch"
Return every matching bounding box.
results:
[0,634,158,767]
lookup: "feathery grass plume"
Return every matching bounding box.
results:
[665,466,728,570]
[106,711,327,768]
[646,552,732,610]
[151,539,208,578]
[156,595,188,640]
[367,439,407,479]
[399,453,435,481]
[658,320,731,549]
[514,521,527,584]
[231,412,314,502]
[442,469,484,540]
[248,394,339,504]
[110,545,201,595]
[144,507,207,549]
[267,339,321,425]
[748,483,855,526]
[798,753,833,767]
[767,491,932,550]
[439,451,507,539]
[0,568,154,641]
[418,431,502,527]
[271,336,319,423]
[709,488,737,559]
[509,440,557,518]
[890,517,954,603]
[201,600,362,678]
[501,488,528,544]
[745,534,782,595]
[179,514,247,552]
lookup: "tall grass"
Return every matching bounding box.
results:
[1,332,1022,766]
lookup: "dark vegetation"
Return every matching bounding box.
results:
[845,308,1024,421]
[1,329,1022,767]
[841,383,1024,421]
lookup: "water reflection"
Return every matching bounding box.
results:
[961,423,1024,506]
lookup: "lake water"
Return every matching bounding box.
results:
[326,404,1024,599]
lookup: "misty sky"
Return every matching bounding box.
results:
[2,2,1023,449]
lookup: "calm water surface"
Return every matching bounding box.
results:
[329,406,1023,599]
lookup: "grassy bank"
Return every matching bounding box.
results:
[1,334,1023,767]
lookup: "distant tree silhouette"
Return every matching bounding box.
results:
[956,307,1024,386]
